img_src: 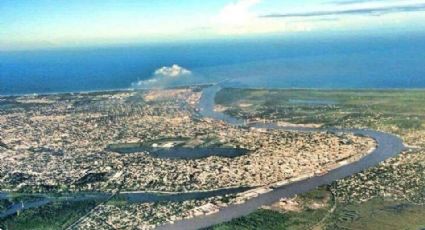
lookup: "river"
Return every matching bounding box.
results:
[0,85,405,229]
[156,84,405,230]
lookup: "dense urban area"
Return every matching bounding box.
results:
[0,86,380,229]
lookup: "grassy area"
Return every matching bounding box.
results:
[211,209,323,230]
[216,88,425,115]
[328,198,425,230]
[214,196,425,230]
[211,187,333,230]
[0,200,98,230]
[216,88,425,136]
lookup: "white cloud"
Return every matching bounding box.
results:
[211,0,313,35]
[209,0,425,37]
[154,64,192,77]
[131,65,192,88]
[215,0,261,26]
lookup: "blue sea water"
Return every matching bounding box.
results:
[1,33,425,95]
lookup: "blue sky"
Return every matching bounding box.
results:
[1,0,425,50]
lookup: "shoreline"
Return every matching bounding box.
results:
[2,85,425,98]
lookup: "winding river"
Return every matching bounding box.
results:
[0,85,405,230]
[156,84,405,230]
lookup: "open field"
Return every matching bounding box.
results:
[216,88,425,139]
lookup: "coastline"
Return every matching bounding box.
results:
[2,85,425,98]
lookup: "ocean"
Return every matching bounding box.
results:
[1,33,425,95]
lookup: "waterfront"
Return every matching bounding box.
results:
[156,85,405,230]
[0,85,404,229]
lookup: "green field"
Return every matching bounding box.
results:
[0,200,98,230]
[329,198,425,230]
[216,88,425,134]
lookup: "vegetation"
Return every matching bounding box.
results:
[216,88,425,137]
[328,198,425,230]
[0,200,98,230]
[214,195,425,230]
[0,194,46,211]
[212,187,332,230]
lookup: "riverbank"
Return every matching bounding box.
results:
[0,85,405,230]
[155,85,405,230]
[211,86,425,230]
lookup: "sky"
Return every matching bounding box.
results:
[1,0,425,50]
